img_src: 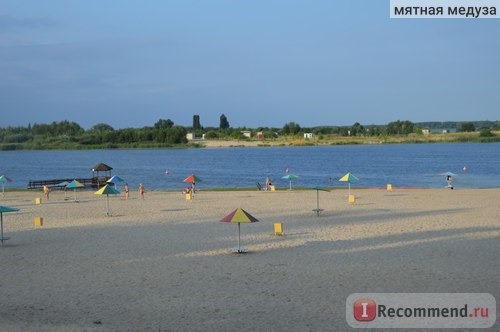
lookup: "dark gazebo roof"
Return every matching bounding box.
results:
[92,163,113,172]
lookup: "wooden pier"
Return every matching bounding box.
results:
[27,177,109,190]
[28,162,113,190]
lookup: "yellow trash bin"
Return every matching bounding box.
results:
[35,197,42,205]
[270,185,276,191]
[34,216,43,228]
[274,223,283,235]
[348,194,356,204]
[387,184,393,191]
[185,193,192,201]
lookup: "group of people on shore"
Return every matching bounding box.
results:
[41,182,145,200]
[124,183,145,199]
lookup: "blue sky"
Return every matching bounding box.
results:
[1,1,499,129]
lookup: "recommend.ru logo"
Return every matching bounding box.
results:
[346,293,496,328]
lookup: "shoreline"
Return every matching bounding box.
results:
[4,185,499,192]
[2,132,499,151]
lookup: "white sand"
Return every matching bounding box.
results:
[0,188,499,331]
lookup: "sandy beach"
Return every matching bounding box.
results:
[0,187,499,331]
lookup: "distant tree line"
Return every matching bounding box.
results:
[0,116,497,150]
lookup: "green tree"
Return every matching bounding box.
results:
[282,122,301,135]
[154,119,174,130]
[32,121,84,137]
[350,122,365,136]
[386,120,414,135]
[117,128,137,143]
[479,129,495,137]
[90,123,114,132]
[458,122,475,132]
[205,130,219,139]
[219,114,230,130]
[193,115,201,131]
[166,126,188,144]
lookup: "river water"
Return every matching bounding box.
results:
[1,143,499,190]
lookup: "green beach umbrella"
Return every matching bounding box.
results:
[339,172,359,196]
[95,184,120,216]
[0,175,12,196]
[311,186,330,216]
[0,205,19,246]
[220,208,259,253]
[66,179,85,201]
[282,174,299,190]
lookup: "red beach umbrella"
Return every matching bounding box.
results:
[183,174,202,183]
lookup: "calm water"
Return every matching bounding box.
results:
[1,143,499,190]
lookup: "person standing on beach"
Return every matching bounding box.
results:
[265,176,271,191]
[124,183,129,200]
[139,183,145,199]
[43,185,50,200]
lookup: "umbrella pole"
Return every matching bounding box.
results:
[106,194,110,216]
[0,213,4,246]
[317,190,320,210]
[289,180,292,190]
[238,223,241,252]
[348,183,351,196]
[74,188,77,201]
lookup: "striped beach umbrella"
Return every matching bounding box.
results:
[95,184,120,216]
[339,172,359,196]
[220,208,259,253]
[66,179,85,201]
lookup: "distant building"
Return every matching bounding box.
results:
[422,128,430,135]
[241,131,252,138]
[304,133,314,139]
[186,133,205,141]
[257,131,264,140]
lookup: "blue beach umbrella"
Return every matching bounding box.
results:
[442,171,456,177]
[441,171,457,188]
[107,175,125,189]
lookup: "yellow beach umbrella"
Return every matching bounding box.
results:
[95,184,120,216]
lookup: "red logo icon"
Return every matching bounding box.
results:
[353,299,376,321]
